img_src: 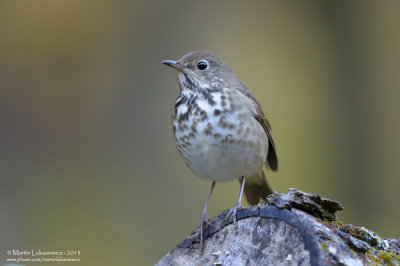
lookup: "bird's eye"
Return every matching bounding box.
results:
[197,61,208,71]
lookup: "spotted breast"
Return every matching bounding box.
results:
[172,83,268,182]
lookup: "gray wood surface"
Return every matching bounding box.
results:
[156,189,400,266]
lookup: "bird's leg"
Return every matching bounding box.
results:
[200,181,215,246]
[224,177,246,227]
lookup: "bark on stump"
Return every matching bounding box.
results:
[156,188,400,266]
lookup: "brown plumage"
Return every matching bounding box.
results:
[163,50,279,245]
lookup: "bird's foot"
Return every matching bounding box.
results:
[224,202,243,228]
[199,212,211,247]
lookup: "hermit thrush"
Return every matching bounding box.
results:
[163,51,279,245]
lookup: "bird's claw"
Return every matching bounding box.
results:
[199,212,211,247]
[224,202,243,228]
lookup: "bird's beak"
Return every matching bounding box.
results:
[162,60,184,72]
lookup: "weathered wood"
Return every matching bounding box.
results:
[156,188,400,266]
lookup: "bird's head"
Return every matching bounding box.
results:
[163,50,241,91]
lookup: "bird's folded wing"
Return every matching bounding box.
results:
[253,106,279,171]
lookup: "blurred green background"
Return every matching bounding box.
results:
[1,1,399,265]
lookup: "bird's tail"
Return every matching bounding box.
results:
[243,170,274,205]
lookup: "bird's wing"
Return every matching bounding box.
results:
[253,105,279,171]
[234,83,279,171]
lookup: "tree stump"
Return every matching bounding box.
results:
[156,188,400,266]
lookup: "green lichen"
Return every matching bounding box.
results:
[320,242,329,252]
[365,248,400,265]
[378,250,400,264]
[316,218,344,232]
[342,224,367,238]
[317,206,339,222]
[340,224,383,247]
[330,219,344,229]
